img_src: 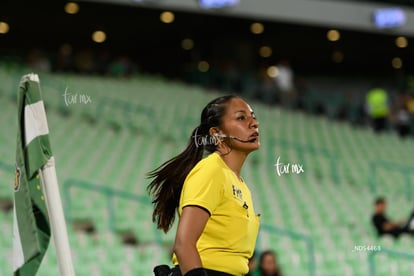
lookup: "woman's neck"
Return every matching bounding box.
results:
[217,150,247,179]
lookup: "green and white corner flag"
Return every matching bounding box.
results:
[13,73,52,275]
[13,73,74,275]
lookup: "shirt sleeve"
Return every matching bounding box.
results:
[179,164,224,215]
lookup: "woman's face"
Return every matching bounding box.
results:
[261,253,277,275]
[218,98,260,153]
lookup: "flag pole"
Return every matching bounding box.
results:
[40,157,75,276]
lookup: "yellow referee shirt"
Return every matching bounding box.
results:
[173,152,260,275]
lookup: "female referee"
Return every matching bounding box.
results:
[147,95,260,276]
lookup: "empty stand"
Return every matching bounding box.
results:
[1,66,413,275]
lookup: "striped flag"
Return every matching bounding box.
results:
[13,73,52,275]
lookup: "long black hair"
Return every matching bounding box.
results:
[147,95,239,232]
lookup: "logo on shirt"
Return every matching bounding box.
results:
[232,184,243,201]
[232,184,250,216]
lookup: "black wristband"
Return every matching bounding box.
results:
[184,267,209,276]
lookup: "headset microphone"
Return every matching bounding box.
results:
[214,133,256,143]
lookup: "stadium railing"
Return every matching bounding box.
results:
[258,224,316,276]
[368,247,414,276]
[369,161,414,201]
[62,178,162,243]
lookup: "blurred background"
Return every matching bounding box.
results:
[1,0,414,275]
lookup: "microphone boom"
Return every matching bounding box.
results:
[216,133,255,143]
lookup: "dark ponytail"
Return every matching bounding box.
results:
[147,95,238,232]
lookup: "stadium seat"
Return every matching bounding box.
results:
[2,67,414,275]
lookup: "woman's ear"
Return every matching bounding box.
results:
[209,127,220,137]
[209,127,223,146]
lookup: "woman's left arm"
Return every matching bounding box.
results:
[173,205,210,275]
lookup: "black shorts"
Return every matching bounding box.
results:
[171,266,233,276]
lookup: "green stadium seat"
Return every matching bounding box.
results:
[2,67,414,275]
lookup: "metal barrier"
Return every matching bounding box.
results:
[62,178,161,242]
[259,224,316,276]
[369,161,414,201]
[368,247,414,276]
